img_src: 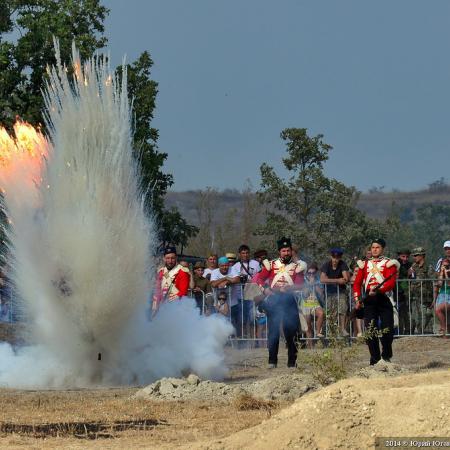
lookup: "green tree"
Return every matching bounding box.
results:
[428,177,448,193]
[183,184,265,257]
[411,204,450,264]
[0,0,108,128]
[159,207,199,254]
[115,53,196,248]
[382,203,415,256]
[0,0,197,250]
[258,128,382,260]
[187,187,219,256]
[116,52,171,216]
[240,180,264,245]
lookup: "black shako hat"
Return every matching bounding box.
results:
[277,237,292,250]
[371,238,386,248]
[164,245,177,255]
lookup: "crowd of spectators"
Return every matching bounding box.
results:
[174,239,450,340]
[1,240,449,340]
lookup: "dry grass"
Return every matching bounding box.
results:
[232,393,277,411]
[0,418,161,439]
[0,387,280,447]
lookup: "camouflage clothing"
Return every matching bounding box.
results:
[397,261,411,294]
[395,260,411,335]
[193,274,212,314]
[409,261,435,334]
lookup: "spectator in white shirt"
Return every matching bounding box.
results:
[203,253,218,280]
[232,245,261,338]
[210,256,240,332]
[232,245,261,282]
[435,240,450,273]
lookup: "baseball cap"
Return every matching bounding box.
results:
[218,256,229,265]
[443,241,450,248]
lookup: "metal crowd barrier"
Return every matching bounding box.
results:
[2,279,448,343]
[187,288,206,314]
[0,285,20,324]
[208,284,268,346]
[204,279,449,343]
[394,278,449,337]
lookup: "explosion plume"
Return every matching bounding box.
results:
[0,43,231,388]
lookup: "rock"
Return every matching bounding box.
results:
[159,379,177,395]
[187,374,200,385]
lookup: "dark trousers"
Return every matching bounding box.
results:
[364,293,394,365]
[230,304,240,336]
[194,294,204,314]
[266,292,300,366]
[397,294,410,335]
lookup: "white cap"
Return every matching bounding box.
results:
[444,240,450,248]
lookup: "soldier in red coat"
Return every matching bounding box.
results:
[353,238,399,365]
[254,237,307,368]
[152,246,190,315]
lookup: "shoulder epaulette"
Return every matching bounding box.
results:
[295,260,307,273]
[356,259,365,269]
[386,259,400,269]
[262,259,271,271]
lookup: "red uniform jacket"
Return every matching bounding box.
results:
[353,257,399,301]
[254,258,307,290]
[154,264,190,304]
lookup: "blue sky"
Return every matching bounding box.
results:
[104,0,450,192]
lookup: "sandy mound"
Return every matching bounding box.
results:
[194,370,450,450]
[133,375,242,401]
[134,373,315,402]
[357,359,411,378]
[245,373,314,400]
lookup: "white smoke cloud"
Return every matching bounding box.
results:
[0,43,232,388]
[119,298,233,384]
[0,298,233,388]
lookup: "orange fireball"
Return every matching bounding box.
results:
[0,120,49,198]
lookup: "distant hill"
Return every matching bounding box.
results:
[357,187,450,219]
[165,186,450,226]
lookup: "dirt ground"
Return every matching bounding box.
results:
[0,334,449,449]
